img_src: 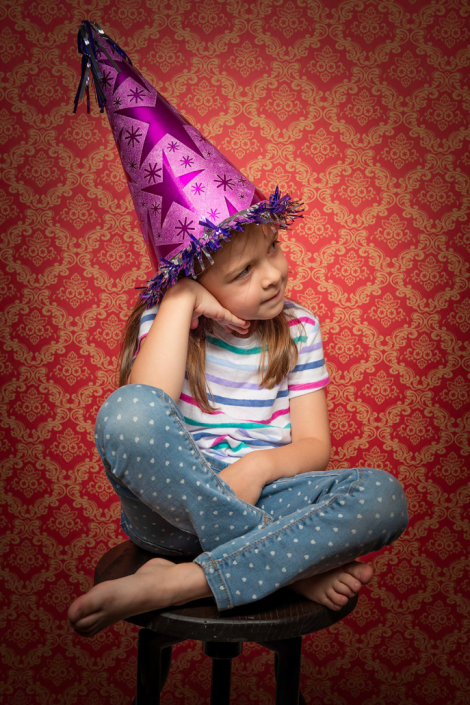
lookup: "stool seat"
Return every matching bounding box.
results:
[95,541,358,704]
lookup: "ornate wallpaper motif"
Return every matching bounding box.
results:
[1,1,469,703]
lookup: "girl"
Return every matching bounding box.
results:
[68,218,409,637]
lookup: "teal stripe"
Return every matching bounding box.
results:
[212,440,249,452]
[206,334,307,355]
[183,416,291,429]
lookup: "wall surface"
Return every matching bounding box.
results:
[1,0,469,703]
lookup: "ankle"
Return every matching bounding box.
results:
[171,562,212,605]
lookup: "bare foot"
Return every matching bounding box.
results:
[287,560,374,611]
[67,557,211,638]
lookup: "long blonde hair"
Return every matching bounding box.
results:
[116,226,307,414]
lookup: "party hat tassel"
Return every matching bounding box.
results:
[73,20,131,113]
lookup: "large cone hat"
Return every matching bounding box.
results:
[74,21,303,307]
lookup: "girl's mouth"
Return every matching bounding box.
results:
[264,289,281,302]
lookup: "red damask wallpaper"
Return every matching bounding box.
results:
[1,1,469,703]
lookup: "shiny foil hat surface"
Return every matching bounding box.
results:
[74,21,304,306]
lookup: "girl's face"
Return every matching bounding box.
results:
[198,222,289,336]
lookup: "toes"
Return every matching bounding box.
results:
[75,624,100,638]
[356,565,374,584]
[326,587,348,608]
[74,612,101,631]
[345,561,374,585]
[67,599,85,626]
[338,573,362,593]
[333,578,357,598]
[323,595,344,611]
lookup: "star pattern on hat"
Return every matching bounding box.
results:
[141,150,202,231]
[100,70,113,89]
[215,174,235,191]
[99,56,149,98]
[175,216,196,239]
[129,87,147,104]
[115,100,205,167]
[208,208,220,221]
[124,124,142,147]
[192,182,205,195]
[144,162,162,184]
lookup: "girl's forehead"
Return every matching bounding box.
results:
[199,221,279,280]
[231,221,278,248]
[221,224,264,260]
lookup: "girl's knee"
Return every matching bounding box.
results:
[97,384,171,431]
[361,468,409,538]
[94,383,179,457]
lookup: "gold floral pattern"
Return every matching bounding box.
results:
[1,1,469,703]
[227,41,264,78]
[309,45,345,82]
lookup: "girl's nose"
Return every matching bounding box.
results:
[262,265,282,288]
[263,270,282,289]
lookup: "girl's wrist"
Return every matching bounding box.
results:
[241,450,276,484]
[163,278,196,300]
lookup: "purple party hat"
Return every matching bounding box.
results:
[74,20,304,308]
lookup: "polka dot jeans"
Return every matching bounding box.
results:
[95,384,409,611]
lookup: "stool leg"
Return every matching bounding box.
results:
[135,629,181,705]
[274,652,306,705]
[211,657,232,704]
[160,646,173,691]
[203,641,243,705]
[258,637,302,705]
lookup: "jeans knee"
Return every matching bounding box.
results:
[363,468,409,540]
[94,383,175,461]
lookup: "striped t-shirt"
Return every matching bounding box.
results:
[134,300,330,464]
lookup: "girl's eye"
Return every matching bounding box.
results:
[236,240,280,279]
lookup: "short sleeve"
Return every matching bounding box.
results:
[288,308,330,399]
[132,304,160,360]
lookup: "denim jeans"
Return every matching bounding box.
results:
[95,383,409,611]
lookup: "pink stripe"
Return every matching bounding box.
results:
[180,392,290,425]
[211,434,228,447]
[269,406,290,421]
[289,377,330,392]
[179,392,225,414]
[133,333,148,360]
[288,315,316,328]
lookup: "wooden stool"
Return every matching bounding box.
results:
[95,541,358,704]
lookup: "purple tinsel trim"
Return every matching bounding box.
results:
[138,187,304,308]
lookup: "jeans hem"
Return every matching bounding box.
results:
[193,553,233,610]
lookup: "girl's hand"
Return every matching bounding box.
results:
[218,454,271,507]
[169,278,250,335]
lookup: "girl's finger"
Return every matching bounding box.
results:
[226,321,249,332]
[226,312,248,327]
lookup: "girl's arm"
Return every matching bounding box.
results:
[257,388,331,482]
[128,282,195,403]
[128,279,248,404]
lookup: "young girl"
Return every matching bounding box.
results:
[68,218,409,637]
[68,20,408,637]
